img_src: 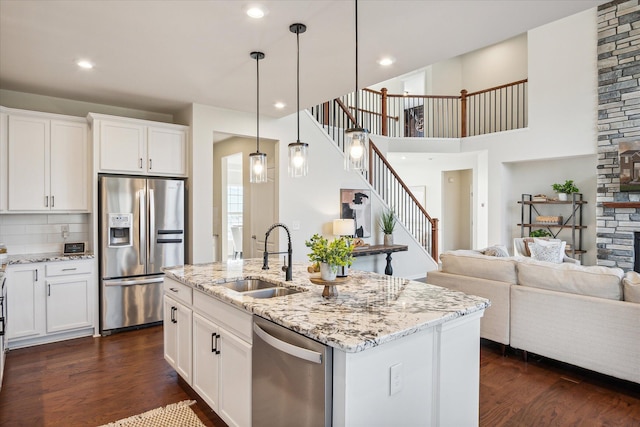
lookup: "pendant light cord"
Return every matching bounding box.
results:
[256,54,260,153]
[296,28,300,143]
[355,0,359,128]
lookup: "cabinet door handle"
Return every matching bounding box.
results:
[34,269,38,282]
[48,284,51,296]
[172,306,177,324]
[139,158,143,169]
[149,158,153,170]
[215,332,220,355]
[211,332,217,353]
[45,195,48,207]
[51,195,55,208]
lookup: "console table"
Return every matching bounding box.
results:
[352,244,408,275]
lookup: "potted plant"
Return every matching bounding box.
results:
[379,208,397,246]
[529,229,552,238]
[551,180,579,201]
[305,234,354,281]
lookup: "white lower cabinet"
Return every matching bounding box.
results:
[5,264,44,341]
[163,295,192,385]
[192,313,220,407]
[46,275,92,333]
[192,312,252,427]
[217,324,252,427]
[164,277,251,427]
[6,259,95,349]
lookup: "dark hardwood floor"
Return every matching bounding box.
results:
[0,326,224,427]
[0,327,638,426]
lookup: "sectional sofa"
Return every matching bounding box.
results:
[426,249,640,384]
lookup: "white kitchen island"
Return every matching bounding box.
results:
[163,260,489,427]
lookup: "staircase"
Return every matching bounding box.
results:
[309,99,439,261]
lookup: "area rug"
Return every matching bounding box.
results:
[98,400,206,427]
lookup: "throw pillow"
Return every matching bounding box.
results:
[482,245,509,257]
[533,238,566,263]
[622,271,640,303]
[528,241,564,264]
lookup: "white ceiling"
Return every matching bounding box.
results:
[0,0,606,119]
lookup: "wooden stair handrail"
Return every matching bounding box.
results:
[369,141,439,260]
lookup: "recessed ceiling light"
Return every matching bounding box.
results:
[76,60,94,69]
[274,102,286,109]
[378,57,394,66]
[245,4,267,19]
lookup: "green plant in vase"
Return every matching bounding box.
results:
[305,234,354,281]
[551,180,579,201]
[379,208,397,245]
[529,229,552,238]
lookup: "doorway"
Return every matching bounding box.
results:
[442,169,473,252]
[222,153,243,260]
[212,135,278,262]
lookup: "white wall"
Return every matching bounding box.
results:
[461,33,528,92]
[0,89,174,123]
[385,8,598,263]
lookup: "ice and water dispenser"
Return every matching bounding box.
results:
[108,213,133,247]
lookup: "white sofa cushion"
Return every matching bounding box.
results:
[622,271,640,303]
[516,257,624,300]
[440,250,518,284]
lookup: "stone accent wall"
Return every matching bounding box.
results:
[597,0,640,270]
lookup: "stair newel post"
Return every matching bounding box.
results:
[381,87,388,136]
[432,218,439,262]
[460,89,468,138]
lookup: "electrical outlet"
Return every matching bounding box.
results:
[292,220,301,230]
[61,224,69,239]
[390,363,403,396]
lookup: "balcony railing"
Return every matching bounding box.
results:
[318,79,528,139]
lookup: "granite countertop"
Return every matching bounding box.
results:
[3,252,95,265]
[1,252,95,284]
[163,259,490,353]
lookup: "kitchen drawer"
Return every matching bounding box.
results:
[164,277,192,306]
[46,261,92,277]
[193,290,252,343]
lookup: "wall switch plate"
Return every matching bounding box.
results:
[292,221,300,230]
[390,363,403,396]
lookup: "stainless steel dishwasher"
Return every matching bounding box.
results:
[252,315,332,427]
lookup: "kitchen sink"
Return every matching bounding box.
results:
[243,287,303,298]
[219,279,277,292]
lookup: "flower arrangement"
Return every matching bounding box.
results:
[305,234,354,268]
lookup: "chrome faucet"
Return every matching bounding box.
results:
[262,223,293,281]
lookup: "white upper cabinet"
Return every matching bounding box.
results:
[6,111,88,212]
[91,114,188,177]
[98,120,146,174]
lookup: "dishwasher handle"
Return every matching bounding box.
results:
[253,323,322,364]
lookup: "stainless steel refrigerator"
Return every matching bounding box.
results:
[99,175,185,334]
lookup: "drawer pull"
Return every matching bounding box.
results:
[62,268,77,271]
[169,287,179,293]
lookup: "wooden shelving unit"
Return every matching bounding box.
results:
[518,193,587,259]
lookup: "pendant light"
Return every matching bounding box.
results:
[344,0,369,172]
[249,51,268,183]
[288,23,309,178]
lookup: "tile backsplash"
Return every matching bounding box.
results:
[0,213,90,255]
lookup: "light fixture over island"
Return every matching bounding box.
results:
[163,259,489,426]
